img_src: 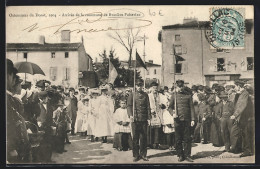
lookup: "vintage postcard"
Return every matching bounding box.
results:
[6,5,254,164]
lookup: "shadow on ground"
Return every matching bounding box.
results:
[147,151,177,159]
[192,150,224,159]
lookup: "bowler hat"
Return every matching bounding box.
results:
[191,85,198,91]
[211,83,219,90]
[235,80,246,87]
[36,80,45,88]
[78,87,85,92]
[197,85,204,91]
[176,80,184,87]
[218,91,228,98]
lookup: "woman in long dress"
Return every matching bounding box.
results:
[75,99,85,136]
[95,87,115,143]
[88,90,99,142]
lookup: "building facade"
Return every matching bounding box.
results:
[160,19,254,88]
[6,30,94,88]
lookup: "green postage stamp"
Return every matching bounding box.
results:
[209,8,245,49]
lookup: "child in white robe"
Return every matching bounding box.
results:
[113,98,133,151]
[162,104,175,150]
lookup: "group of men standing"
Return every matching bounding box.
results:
[127,78,254,162]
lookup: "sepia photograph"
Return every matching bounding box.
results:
[6,5,255,164]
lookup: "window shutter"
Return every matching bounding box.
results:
[182,44,187,54]
[181,61,188,73]
[214,58,218,72]
[226,57,231,72]
[67,68,70,80]
[63,67,67,80]
[241,57,247,71]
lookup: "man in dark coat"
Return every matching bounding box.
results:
[218,91,235,152]
[6,59,31,163]
[127,79,151,162]
[230,80,254,157]
[67,87,78,135]
[168,80,195,162]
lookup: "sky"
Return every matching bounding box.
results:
[6,5,254,65]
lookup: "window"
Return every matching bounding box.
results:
[154,69,156,74]
[23,53,27,59]
[147,69,149,75]
[175,63,182,73]
[50,67,57,81]
[65,52,69,58]
[217,58,225,71]
[63,67,70,80]
[247,57,254,70]
[51,52,55,58]
[175,34,181,41]
[174,45,182,55]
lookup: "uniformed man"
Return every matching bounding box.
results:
[168,80,195,162]
[127,79,151,162]
[67,87,78,135]
[230,80,254,157]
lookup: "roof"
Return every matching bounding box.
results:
[6,43,82,52]
[162,19,253,30]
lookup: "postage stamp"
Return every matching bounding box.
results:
[209,8,245,49]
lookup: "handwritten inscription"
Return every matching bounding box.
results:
[22,9,152,34]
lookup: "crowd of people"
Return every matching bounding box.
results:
[7,58,254,164]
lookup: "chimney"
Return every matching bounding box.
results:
[39,35,45,45]
[183,17,198,24]
[95,57,98,63]
[148,60,153,64]
[61,30,70,43]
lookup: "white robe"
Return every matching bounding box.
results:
[162,109,175,133]
[95,95,114,137]
[87,98,98,136]
[75,101,85,133]
[113,108,131,133]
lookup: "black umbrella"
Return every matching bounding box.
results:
[14,62,45,75]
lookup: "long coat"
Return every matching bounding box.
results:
[233,89,254,127]
[168,91,195,122]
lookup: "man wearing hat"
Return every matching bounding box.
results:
[217,91,235,152]
[147,81,162,149]
[230,80,254,157]
[168,80,195,162]
[6,59,23,163]
[127,79,152,162]
[66,87,78,135]
[36,90,55,162]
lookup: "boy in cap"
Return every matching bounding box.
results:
[217,91,235,152]
[196,94,211,144]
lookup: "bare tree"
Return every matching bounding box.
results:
[108,28,141,67]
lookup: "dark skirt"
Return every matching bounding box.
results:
[210,119,223,146]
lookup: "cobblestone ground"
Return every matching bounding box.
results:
[51,134,254,164]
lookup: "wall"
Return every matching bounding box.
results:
[161,28,204,88]
[7,50,79,88]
